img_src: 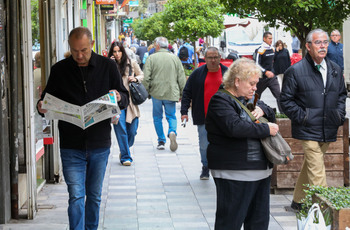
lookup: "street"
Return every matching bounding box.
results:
[0,93,301,230]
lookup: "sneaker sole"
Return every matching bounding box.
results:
[200,176,209,180]
[169,132,178,152]
[157,146,165,150]
[122,161,132,166]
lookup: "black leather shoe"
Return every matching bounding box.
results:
[291,200,303,211]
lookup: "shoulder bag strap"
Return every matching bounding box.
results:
[128,63,132,76]
[218,89,256,122]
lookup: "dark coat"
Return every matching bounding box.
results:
[40,52,129,150]
[327,41,344,71]
[205,91,275,170]
[181,64,228,125]
[136,45,148,62]
[273,48,291,75]
[280,53,347,142]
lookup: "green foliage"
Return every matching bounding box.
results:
[132,0,225,43]
[162,0,225,41]
[275,113,288,118]
[297,185,350,225]
[219,0,350,51]
[184,67,194,77]
[31,0,40,46]
[131,12,166,41]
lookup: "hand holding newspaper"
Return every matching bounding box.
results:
[42,91,121,129]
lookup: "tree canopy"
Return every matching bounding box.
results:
[132,12,166,42]
[132,0,225,67]
[218,0,350,51]
[162,0,225,42]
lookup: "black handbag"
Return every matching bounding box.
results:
[219,89,294,165]
[128,64,148,105]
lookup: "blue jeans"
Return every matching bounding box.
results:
[60,148,110,230]
[151,97,177,143]
[113,109,139,163]
[197,125,209,167]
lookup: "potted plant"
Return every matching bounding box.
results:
[297,184,350,229]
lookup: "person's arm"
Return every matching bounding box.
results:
[131,60,144,82]
[177,59,187,99]
[207,94,271,139]
[280,68,305,124]
[336,69,347,124]
[180,73,194,117]
[37,65,60,116]
[142,57,152,93]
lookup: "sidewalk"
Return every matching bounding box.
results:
[1,99,299,230]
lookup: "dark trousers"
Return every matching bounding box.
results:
[256,76,282,113]
[214,176,271,230]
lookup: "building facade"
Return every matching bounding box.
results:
[0,0,123,223]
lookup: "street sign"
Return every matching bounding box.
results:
[96,0,116,4]
[100,4,114,10]
[129,0,139,6]
[123,18,133,24]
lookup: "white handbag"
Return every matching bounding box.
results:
[297,203,331,230]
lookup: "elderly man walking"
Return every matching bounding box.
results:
[280,29,347,211]
[143,37,186,151]
[181,47,228,179]
[327,29,344,73]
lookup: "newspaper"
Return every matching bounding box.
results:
[42,92,121,129]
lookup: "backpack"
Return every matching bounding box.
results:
[179,46,189,61]
[252,47,259,61]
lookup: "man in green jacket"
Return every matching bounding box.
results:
[143,37,186,151]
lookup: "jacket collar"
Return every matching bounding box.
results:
[156,48,169,53]
[305,53,338,87]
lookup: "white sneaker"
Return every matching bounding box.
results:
[169,132,178,152]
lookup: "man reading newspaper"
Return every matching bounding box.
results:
[37,27,128,230]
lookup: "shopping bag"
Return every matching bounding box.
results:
[297,203,330,230]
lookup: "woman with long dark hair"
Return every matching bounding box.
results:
[108,41,144,166]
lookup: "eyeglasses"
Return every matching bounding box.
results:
[331,34,340,37]
[205,56,220,61]
[310,40,329,47]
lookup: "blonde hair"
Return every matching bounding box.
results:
[223,58,262,89]
[147,44,154,52]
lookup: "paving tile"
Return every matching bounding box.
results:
[0,99,300,230]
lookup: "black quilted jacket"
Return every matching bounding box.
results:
[280,53,347,142]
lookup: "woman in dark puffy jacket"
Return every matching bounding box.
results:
[273,40,291,90]
[206,58,278,230]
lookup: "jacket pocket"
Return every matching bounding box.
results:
[302,108,309,126]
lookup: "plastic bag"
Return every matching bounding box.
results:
[297,203,331,230]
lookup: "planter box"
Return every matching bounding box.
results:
[313,194,350,230]
[271,118,349,192]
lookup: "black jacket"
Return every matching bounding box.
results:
[40,52,129,150]
[274,48,291,75]
[205,91,275,170]
[180,64,228,125]
[256,43,275,78]
[136,45,148,62]
[280,53,347,142]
